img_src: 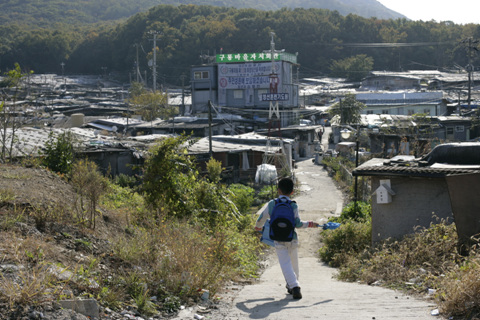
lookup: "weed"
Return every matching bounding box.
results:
[439,257,480,317]
[0,264,57,309]
[74,238,92,251]
[0,211,25,231]
[0,188,15,204]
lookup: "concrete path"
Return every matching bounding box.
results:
[176,128,441,319]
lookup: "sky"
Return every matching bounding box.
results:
[377,0,480,25]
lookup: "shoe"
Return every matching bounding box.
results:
[286,285,292,294]
[292,287,302,299]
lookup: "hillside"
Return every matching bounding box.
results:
[0,153,263,319]
[0,165,127,319]
[0,0,405,28]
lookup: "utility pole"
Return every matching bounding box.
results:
[208,100,213,157]
[60,62,66,89]
[134,43,140,83]
[149,31,161,92]
[180,73,186,116]
[462,37,479,109]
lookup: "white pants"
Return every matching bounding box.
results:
[275,240,299,289]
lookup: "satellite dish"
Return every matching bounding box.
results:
[112,126,118,133]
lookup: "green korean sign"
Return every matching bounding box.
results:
[216,52,297,64]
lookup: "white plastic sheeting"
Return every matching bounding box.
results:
[255,163,277,184]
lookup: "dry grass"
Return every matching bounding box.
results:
[438,255,480,318]
[112,219,258,299]
[0,264,71,310]
[0,163,261,317]
[323,219,480,318]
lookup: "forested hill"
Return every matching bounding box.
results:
[1,4,477,87]
[1,0,404,28]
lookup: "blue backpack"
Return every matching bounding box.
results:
[269,198,296,242]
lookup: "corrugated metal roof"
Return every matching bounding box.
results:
[354,156,480,178]
[188,133,292,154]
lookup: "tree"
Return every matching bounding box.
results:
[141,135,199,219]
[0,63,33,163]
[128,87,176,121]
[71,159,109,229]
[330,54,374,82]
[141,135,241,227]
[328,93,366,125]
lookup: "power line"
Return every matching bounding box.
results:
[340,41,454,48]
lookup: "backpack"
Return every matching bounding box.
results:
[269,198,296,242]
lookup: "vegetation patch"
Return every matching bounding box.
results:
[0,135,265,318]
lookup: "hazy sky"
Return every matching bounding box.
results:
[377,0,480,25]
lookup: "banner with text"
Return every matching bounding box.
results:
[218,62,283,90]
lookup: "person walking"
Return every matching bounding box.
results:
[254,177,320,299]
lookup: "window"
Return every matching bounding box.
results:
[194,71,209,80]
[423,109,431,115]
[381,110,389,114]
[258,89,268,96]
[234,90,243,99]
[446,127,454,135]
[456,126,464,132]
[408,110,415,115]
[367,110,374,115]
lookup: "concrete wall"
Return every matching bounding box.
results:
[371,176,453,243]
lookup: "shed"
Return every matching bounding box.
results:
[354,149,480,244]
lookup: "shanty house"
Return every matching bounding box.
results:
[356,91,447,116]
[354,142,480,245]
[187,133,293,183]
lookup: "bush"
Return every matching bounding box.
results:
[228,184,255,215]
[42,131,77,175]
[71,159,109,229]
[257,185,277,202]
[319,219,371,268]
[206,158,223,184]
[114,173,139,189]
[331,201,371,223]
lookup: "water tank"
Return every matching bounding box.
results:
[71,113,84,127]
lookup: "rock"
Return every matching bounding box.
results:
[58,299,99,319]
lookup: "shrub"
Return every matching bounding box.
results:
[71,160,109,229]
[319,219,371,268]
[331,201,371,223]
[206,158,223,184]
[228,184,255,215]
[257,185,276,202]
[141,135,199,219]
[114,174,139,189]
[327,220,460,292]
[42,131,77,175]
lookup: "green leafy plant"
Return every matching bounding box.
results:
[206,157,223,183]
[319,219,371,268]
[331,201,371,223]
[42,131,77,175]
[228,184,255,215]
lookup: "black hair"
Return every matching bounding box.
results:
[278,177,294,195]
